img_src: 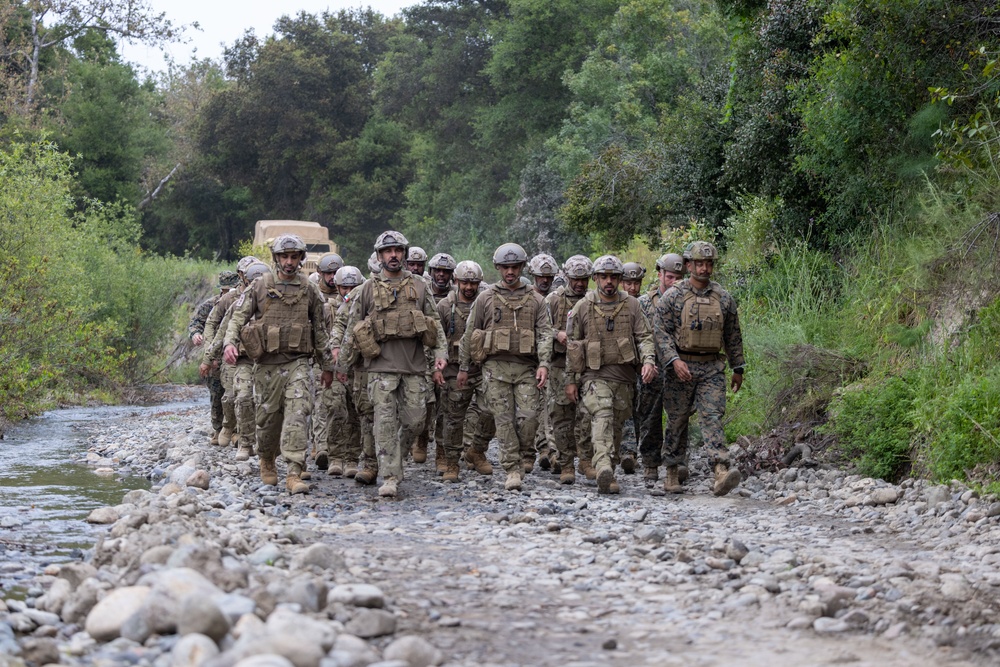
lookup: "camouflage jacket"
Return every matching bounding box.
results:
[188,294,220,340]
[653,279,745,371]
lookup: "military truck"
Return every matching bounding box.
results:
[253,220,338,275]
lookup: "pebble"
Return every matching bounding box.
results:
[345,608,398,638]
[382,636,443,667]
[84,586,151,641]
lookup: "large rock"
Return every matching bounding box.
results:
[186,470,211,490]
[345,609,396,639]
[85,507,120,524]
[58,563,98,589]
[227,609,335,667]
[61,579,103,625]
[327,634,381,667]
[171,633,221,667]
[178,596,231,642]
[84,586,151,641]
[328,585,385,609]
[269,577,327,613]
[382,636,443,667]
[18,638,59,667]
[292,543,346,571]
[36,577,72,615]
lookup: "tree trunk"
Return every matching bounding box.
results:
[26,15,41,108]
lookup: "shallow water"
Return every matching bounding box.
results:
[0,399,204,594]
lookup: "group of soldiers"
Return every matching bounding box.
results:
[188,230,745,499]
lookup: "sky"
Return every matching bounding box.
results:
[119,0,415,73]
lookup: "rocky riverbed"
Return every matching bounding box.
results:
[3,395,1000,667]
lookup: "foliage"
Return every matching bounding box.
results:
[828,377,915,481]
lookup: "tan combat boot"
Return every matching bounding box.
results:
[464,449,493,476]
[643,466,659,486]
[713,463,741,496]
[412,436,428,463]
[443,460,460,483]
[218,427,233,447]
[504,470,522,491]
[678,464,690,483]
[578,460,597,481]
[327,459,344,476]
[435,442,447,475]
[210,430,220,446]
[620,453,636,474]
[522,453,535,474]
[260,457,278,486]
[344,463,358,478]
[663,466,683,494]
[286,468,309,494]
[354,465,378,485]
[559,467,576,485]
[235,441,253,462]
[597,467,619,494]
[378,476,398,497]
[550,453,561,475]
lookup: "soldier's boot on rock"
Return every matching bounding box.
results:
[435,443,447,475]
[315,453,329,471]
[327,459,344,476]
[663,466,683,494]
[559,467,576,485]
[620,453,636,474]
[210,430,220,446]
[713,463,741,497]
[378,476,398,497]
[299,469,312,480]
[597,467,619,494]
[578,460,597,481]
[235,442,253,462]
[355,465,378,485]
[644,466,659,486]
[412,436,428,463]
[538,446,551,470]
[549,453,561,475]
[522,453,535,474]
[218,427,233,447]
[443,460,460,483]
[260,458,278,486]
[465,449,493,476]
[678,465,689,483]
[344,462,358,478]
[504,470,523,491]
[286,465,309,495]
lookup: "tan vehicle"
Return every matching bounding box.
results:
[253,220,338,274]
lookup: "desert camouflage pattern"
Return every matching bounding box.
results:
[254,358,312,475]
[578,379,634,472]
[368,372,429,481]
[480,360,541,474]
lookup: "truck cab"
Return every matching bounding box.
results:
[253,220,338,275]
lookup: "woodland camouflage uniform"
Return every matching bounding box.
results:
[189,293,224,434]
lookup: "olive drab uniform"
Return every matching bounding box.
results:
[338,270,447,486]
[224,272,333,478]
[204,289,241,442]
[436,290,495,468]
[545,285,592,475]
[459,284,553,475]
[189,295,224,434]
[653,279,744,469]
[330,284,371,475]
[567,291,656,475]
[636,284,669,469]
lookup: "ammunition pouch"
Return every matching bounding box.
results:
[241,322,265,362]
[566,340,585,374]
[420,314,438,348]
[470,329,488,365]
[353,319,382,360]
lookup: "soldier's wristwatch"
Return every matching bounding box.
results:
[732,367,745,375]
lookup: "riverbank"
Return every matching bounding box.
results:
[2,396,999,666]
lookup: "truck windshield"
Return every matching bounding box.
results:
[306,243,330,253]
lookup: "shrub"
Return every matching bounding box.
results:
[828,377,915,481]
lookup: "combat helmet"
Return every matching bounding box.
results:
[493,243,528,266]
[335,266,364,287]
[592,255,624,275]
[622,262,646,280]
[308,272,321,285]
[407,246,428,263]
[244,262,270,283]
[237,256,259,275]
[562,255,593,279]
[428,253,458,271]
[454,260,484,282]
[528,253,558,277]
[271,234,307,255]
[317,253,345,274]
[687,241,718,261]
[218,270,240,289]
[368,252,382,273]
[374,230,409,252]
[656,253,685,274]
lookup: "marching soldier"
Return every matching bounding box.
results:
[223,235,334,494]
[458,243,553,492]
[337,231,447,497]
[406,247,428,276]
[565,256,657,494]
[527,252,559,469]
[312,252,346,470]
[653,241,744,496]
[189,270,240,446]
[621,262,646,298]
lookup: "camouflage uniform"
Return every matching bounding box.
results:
[203,286,241,439]
[338,268,447,487]
[189,295,224,433]
[207,295,256,458]
[567,291,656,481]
[653,278,745,468]
[458,283,553,476]
[332,283,374,476]
[224,271,333,479]
[545,284,592,476]
[635,284,666,468]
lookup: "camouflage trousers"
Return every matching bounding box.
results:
[351,371,376,469]
[635,373,664,467]
[254,358,312,474]
[481,360,540,474]
[440,375,492,461]
[233,361,256,451]
[532,395,553,460]
[548,366,592,469]
[462,391,496,454]
[328,378,361,464]
[368,372,429,481]
[578,379,634,472]
[662,359,729,467]
[311,367,331,458]
[220,363,237,432]
[206,374,224,433]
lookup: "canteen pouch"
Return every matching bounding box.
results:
[353,319,382,360]
[616,337,636,364]
[470,329,487,364]
[266,325,281,354]
[418,313,437,347]
[492,328,511,353]
[287,324,304,350]
[586,341,602,371]
[566,340,585,374]
[240,323,264,362]
[518,329,535,355]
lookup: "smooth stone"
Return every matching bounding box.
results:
[85,507,120,524]
[234,657,296,667]
[84,586,151,641]
[249,544,284,566]
[345,609,397,638]
[634,527,665,543]
[17,638,58,666]
[293,543,347,570]
[186,470,211,490]
[171,633,221,667]
[726,538,749,563]
[36,578,72,615]
[813,617,849,633]
[328,584,385,609]
[382,636,443,667]
[871,488,899,505]
[940,574,973,602]
[178,596,231,642]
[58,563,97,589]
[327,634,381,667]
